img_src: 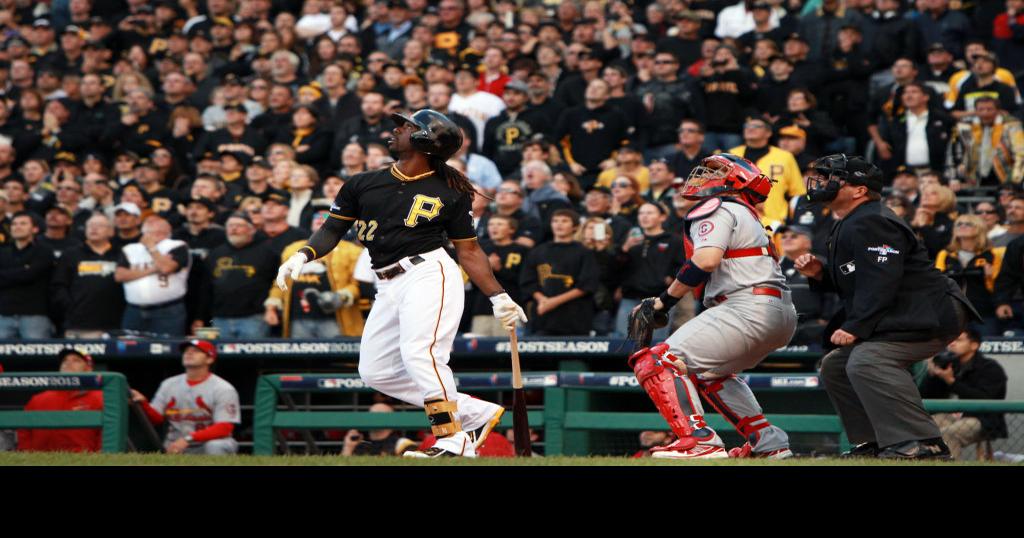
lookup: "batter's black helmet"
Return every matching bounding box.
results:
[390,109,463,160]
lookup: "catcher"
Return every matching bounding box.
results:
[628,154,798,459]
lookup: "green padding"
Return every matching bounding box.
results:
[272,411,545,429]
[923,400,1024,413]
[563,412,843,433]
[0,411,103,428]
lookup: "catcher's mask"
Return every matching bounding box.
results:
[390,109,463,160]
[681,153,774,205]
[805,154,883,203]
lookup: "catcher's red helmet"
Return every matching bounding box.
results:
[679,153,775,204]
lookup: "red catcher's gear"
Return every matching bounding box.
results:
[680,153,775,205]
[628,344,697,446]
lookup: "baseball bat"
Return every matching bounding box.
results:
[508,330,531,457]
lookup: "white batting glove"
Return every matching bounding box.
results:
[337,289,355,308]
[276,253,308,291]
[490,292,527,331]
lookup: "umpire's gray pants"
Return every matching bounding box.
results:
[820,337,952,448]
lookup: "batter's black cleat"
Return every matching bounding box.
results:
[840,442,880,458]
[877,439,952,460]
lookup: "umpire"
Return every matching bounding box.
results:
[795,155,980,459]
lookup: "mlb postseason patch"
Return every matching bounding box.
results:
[840,261,856,274]
[867,244,900,264]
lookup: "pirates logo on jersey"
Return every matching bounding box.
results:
[404,194,444,227]
[582,120,605,134]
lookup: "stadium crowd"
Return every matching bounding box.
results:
[1,0,1024,344]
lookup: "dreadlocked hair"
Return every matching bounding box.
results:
[431,157,490,200]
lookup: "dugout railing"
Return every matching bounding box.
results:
[0,372,129,453]
[252,371,1024,457]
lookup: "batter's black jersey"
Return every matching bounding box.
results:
[329,165,477,268]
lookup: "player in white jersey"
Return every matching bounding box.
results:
[628,154,798,459]
[131,339,241,455]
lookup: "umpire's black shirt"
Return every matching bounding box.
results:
[812,200,977,342]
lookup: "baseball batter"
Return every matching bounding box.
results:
[629,154,798,459]
[276,109,526,458]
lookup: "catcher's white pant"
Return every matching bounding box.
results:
[358,248,502,441]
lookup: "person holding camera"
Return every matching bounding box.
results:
[339,402,416,456]
[265,203,365,338]
[920,328,1008,460]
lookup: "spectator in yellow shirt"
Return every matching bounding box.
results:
[595,146,650,193]
[728,117,805,227]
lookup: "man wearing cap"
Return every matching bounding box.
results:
[798,0,860,62]
[115,215,191,337]
[16,349,103,452]
[131,339,240,455]
[777,124,815,170]
[0,211,55,338]
[796,154,979,459]
[196,102,268,162]
[258,191,308,257]
[481,78,542,176]
[661,11,706,69]
[728,116,805,227]
[37,204,82,258]
[950,52,1020,120]
[28,18,60,66]
[715,0,781,39]
[110,202,143,251]
[196,212,277,338]
[636,50,703,161]
[777,224,836,346]
[921,43,956,97]
[913,0,971,60]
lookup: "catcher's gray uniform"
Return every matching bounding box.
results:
[664,200,797,453]
[150,373,241,454]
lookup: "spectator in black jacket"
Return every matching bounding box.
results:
[667,119,711,180]
[820,25,874,151]
[0,212,55,338]
[250,84,296,143]
[860,0,920,70]
[553,78,630,189]
[195,103,267,163]
[50,213,124,338]
[612,202,684,339]
[331,92,395,170]
[778,224,836,346]
[911,183,957,259]
[777,88,840,157]
[920,328,1008,460]
[699,44,757,152]
[520,209,599,336]
[879,82,953,175]
[481,79,543,177]
[37,205,82,259]
[274,104,333,176]
[203,213,278,338]
[756,55,802,120]
[635,50,703,161]
[476,180,543,248]
[950,52,1019,120]
[102,88,169,158]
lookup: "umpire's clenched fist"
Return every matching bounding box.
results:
[794,253,823,280]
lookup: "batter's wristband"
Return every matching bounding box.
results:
[658,291,681,309]
[676,262,712,287]
[298,246,317,262]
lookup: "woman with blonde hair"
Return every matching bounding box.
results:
[935,214,1005,335]
[111,70,155,102]
[912,183,959,258]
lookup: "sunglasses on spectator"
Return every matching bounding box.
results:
[975,209,998,215]
[743,122,769,129]
[498,187,522,195]
[655,59,677,65]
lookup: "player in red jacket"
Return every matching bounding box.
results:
[17,349,104,452]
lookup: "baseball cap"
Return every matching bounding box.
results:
[844,156,883,193]
[785,33,808,44]
[187,196,218,212]
[227,211,255,226]
[250,156,273,170]
[114,202,141,216]
[294,103,320,120]
[33,18,52,28]
[674,10,702,21]
[777,224,813,238]
[57,348,94,367]
[224,102,247,114]
[778,125,806,139]
[263,191,291,205]
[179,339,217,360]
[927,43,949,54]
[222,73,243,86]
[133,157,158,170]
[46,204,73,217]
[62,25,84,36]
[504,79,529,94]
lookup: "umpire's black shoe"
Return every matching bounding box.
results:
[877,439,952,460]
[839,442,879,458]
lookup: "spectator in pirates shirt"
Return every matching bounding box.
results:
[0,212,55,338]
[202,212,278,338]
[613,202,684,340]
[258,191,308,257]
[331,92,396,170]
[469,214,529,336]
[50,213,125,338]
[520,209,600,336]
[482,79,542,177]
[110,202,143,251]
[552,78,630,189]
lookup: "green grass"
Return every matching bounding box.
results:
[0,452,1013,466]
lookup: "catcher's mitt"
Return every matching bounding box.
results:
[627,297,669,347]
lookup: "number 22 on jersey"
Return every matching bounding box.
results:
[355,220,378,242]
